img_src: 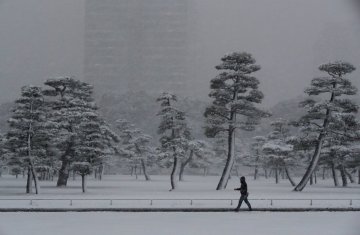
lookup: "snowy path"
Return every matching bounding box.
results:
[0,212,359,235]
[1,175,359,208]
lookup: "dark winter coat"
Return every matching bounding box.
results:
[235,179,248,196]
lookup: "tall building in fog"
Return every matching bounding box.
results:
[84,0,190,95]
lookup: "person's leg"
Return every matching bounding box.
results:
[235,195,244,211]
[244,197,252,211]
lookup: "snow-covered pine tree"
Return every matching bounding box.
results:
[204,52,270,190]
[262,119,297,186]
[320,110,360,186]
[157,92,190,190]
[189,140,216,177]
[43,77,95,187]
[242,136,266,180]
[293,61,357,191]
[5,86,51,194]
[97,122,120,180]
[72,110,116,193]
[116,119,153,181]
[0,133,6,177]
[179,140,214,181]
[43,77,119,188]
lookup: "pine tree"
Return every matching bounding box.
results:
[43,77,119,188]
[72,110,117,193]
[0,133,6,177]
[179,140,214,181]
[5,86,51,194]
[320,111,360,186]
[116,119,153,181]
[293,61,357,191]
[43,77,95,187]
[242,136,266,180]
[204,52,270,190]
[188,140,216,177]
[157,92,190,190]
[262,119,297,186]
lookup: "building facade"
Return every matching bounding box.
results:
[84,0,189,95]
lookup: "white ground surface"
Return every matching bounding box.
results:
[0,212,359,235]
[0,175,359,208]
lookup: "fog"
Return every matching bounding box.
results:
[0,0,359,106]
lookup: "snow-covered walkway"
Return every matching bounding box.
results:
[0,212,359,235]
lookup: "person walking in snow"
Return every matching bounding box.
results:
[234,176,252,211]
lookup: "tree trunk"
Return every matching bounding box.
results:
[98,164,104,181]
[57,160,70,187]
[135,165,138,180]
[81,175,87,193]
[141,159,151,181]
[216,129,235,190]
[345,169,355,183]
[310,173,313,185]
[94,168,97,179]
[358,168,360,184]
[264,168,268,179]
[285,167,296,186]
[293,134,326,191]
[339,165,347,187]
[322,167,326,180]
[26,167,33,194]
[170,156,179,191]
[314,170,317,184]
[294,86,336,191]
[281,169,285,179]
[179,151,193,181]
[275,168,279,184]
[203,168,208,177]
[29,162,40,194]
[179,163,185,181]
[234,167,239,177]
[254,167,258,180]
[331,163,339,186]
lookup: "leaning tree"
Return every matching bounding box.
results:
[204,52,270,190]
[293,61,357,191]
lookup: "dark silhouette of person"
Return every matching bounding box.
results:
[234,176,252,211]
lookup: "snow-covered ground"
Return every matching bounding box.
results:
[0,175,359,208]
[0,212,359,235]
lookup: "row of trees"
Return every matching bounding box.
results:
[1,78,121,193]
[204,52,360,191]
[0,78,216,193]
[0,51,359,194]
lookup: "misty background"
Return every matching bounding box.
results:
[0,0,359,107]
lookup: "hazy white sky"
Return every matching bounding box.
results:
[0,0,359,106]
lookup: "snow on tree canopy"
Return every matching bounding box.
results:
[204,52,270,190]
[293,61,358,191]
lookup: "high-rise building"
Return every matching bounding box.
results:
[84,0,189,95]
